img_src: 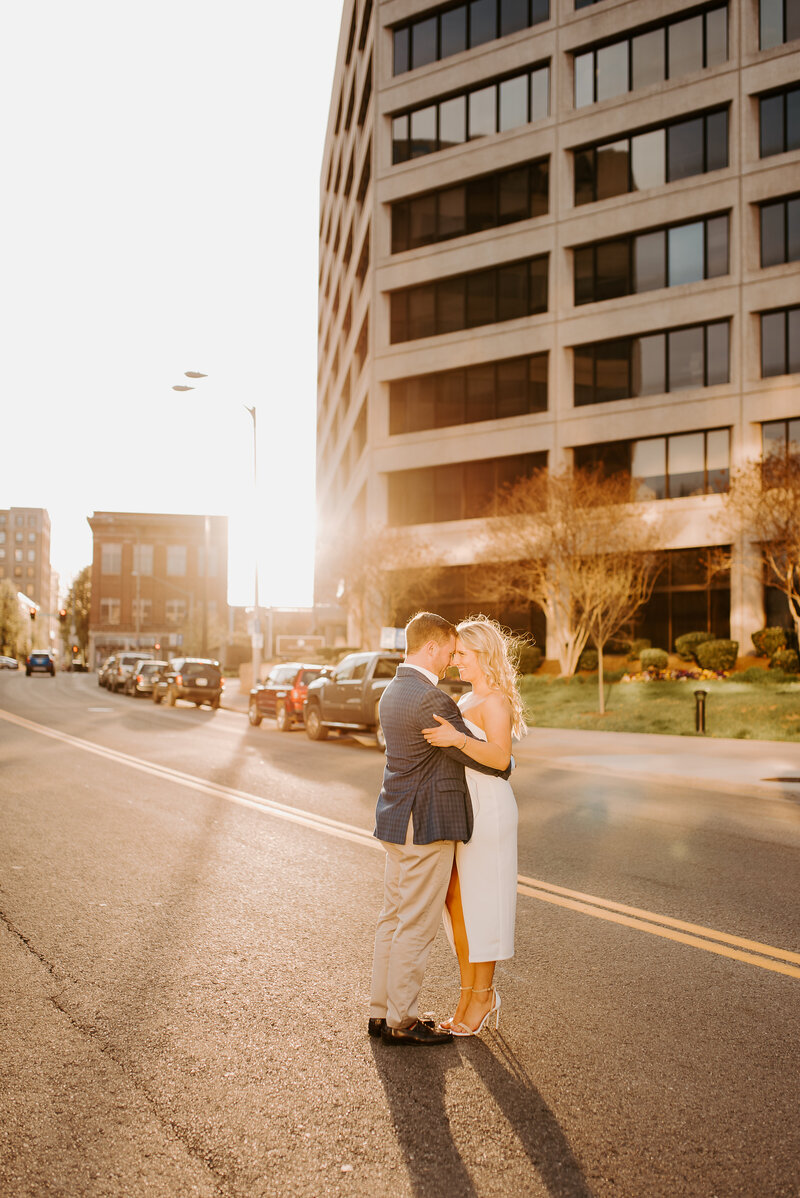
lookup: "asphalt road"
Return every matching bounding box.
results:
[1,671,798,1198]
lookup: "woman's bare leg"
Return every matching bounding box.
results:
[457,961,497,1032]
[443,863,474,1026]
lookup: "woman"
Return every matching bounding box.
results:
[422,616,527,1037]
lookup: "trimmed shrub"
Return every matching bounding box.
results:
[640,648,668,672]
[752,627,787,658]
[769,648,799,674]
[627,638,651,660]
[579,648,598,672]
[517,645,543,674]
[674,630,715,661]
[695,639,739,672]
[734,666,776,684]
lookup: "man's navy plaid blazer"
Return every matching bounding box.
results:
[374,665,509,846]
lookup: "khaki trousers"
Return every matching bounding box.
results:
[369,819,455,1029]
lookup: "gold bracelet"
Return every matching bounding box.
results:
[461,732,467,750]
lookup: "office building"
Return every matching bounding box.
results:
[316,0,800,654]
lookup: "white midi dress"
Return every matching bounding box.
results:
[443,694,518,962]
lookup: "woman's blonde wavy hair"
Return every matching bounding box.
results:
[456,615,528,740]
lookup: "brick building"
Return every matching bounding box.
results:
[87,512,228,667]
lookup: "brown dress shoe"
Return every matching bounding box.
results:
[380,1020,453,1046]
[368,1017,434,1038]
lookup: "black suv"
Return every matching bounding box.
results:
[26,650,56,677]
[152,658,223,709]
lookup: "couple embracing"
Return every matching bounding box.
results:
[369,611,526,1046]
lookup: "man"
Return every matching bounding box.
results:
[369,611,512,1046]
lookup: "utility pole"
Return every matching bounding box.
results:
[245,405,262,685]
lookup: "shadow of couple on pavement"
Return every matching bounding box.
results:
[370,1030,595,1198]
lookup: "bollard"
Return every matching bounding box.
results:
[694,688,708,734]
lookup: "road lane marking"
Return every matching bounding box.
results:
[2,708,798,980]
[516,874,800,966]
[0,708,379,851]
[517,884,800,980]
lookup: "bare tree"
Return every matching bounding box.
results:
[0,580,24,658]
[482,466,663,711]
[65,566,91,659]
[323,527,445,647]
[723,449,800,646]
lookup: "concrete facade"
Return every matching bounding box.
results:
[316,0,800,652]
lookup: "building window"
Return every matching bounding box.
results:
[27,550,35,563]
[574,215,728,304]
[101,544,122,574]
[760,0,800,48]
[390,255,548,343]
[14,549,22,562]
[393,0,550,76]
[759,85,800,157]
[390,354,548,434]
[0,532,5,543]
[388,452,547,525]
[760,194,800,266]
[574,429,730,499]
[166,545,187,576]
[100,598,121,625]
[574,320,730,406]
[392,63,549,163]
[132,598,153,624]
[391,159,548,253]
[15,532,22,543]
[574,5,727,108]
[574,108,727,206]
[633,547,730,650]
[28,532,36,543]
[762,417,800,457]
[761,307,800,376]
[165,599,187,624]
[133,544,153,575]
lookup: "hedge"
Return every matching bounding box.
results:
[674,630,715,661]
[579,649,598,672]
[517,645,543,674]
[769,648,799,674]
[752,627,787,658]
[627,638,651,660]
[640,648,669,671]
[695,639,739,672]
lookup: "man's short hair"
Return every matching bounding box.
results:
[405,611,457,654]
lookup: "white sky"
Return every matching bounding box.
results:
[1,1,344,608]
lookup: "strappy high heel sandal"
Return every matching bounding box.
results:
[438,986,472,1031]
[452,986,501,1036]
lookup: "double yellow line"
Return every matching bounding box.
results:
[516,874,800,980]
[2,707,798,980]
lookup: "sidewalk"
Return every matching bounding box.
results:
[512,727,800,803]
[223,679,800,802]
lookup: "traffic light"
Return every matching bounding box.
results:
[59,609,67,626]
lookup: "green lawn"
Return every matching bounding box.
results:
[519,676,800,741]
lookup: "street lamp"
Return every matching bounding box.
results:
[172,372,263,682]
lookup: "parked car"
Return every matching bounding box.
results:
[152,658,223,709]
[108,651,155,693]
[26,650,56,677]
[303,651,403,749]
[98,656,118,687]
[125,659,167,697]
[0,656,19,669]
[248,662,326,731]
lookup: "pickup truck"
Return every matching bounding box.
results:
[303,651,403,749]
